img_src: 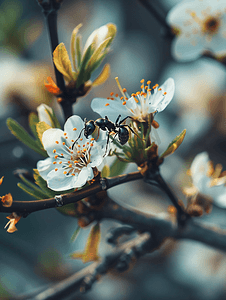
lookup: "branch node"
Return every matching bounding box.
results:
[100,178,107,190]
[55,195,64,207]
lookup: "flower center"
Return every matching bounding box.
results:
[202,16,220,35]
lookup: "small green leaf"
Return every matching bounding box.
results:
[45,107,61,129]
[7,118,47,157]
[89,49,108,74]
[28,112,39,138]
[18,174,50,199]
[109,157,128,176]
[53,43,75,82]
[86,37,112,73]
[76,35,82,69]
[76,43,94,88]
[160,129,186,158]
[70,222,101,263]
[71,23,82,71]
[57,203,78,217]
[70,226,81,243]
[101,165,110,177]
[33,169,56,198]
[92,64,110,87]
[36,121,52,146]
[17,183,43,200]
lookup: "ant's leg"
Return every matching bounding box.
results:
[115,114,121,126]
[123,125,144,140]
[72,128,84,149]
[119,116,132,125]
[104,133,110,156]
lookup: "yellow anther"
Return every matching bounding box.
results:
[68,161,70,163]
[131,93,136,97]
[140,85,144,89]
[125,97,128,100]
[64,133,67,136]
[65,137,68,139]
[69,164,72,168]
[134,98,139,103]
[53,149,56,153]
[147,80,151,84]
[110,92,114,96]
[122,88,127,92]
[136,91,140,95]
[62,142,65,146]
[105,103,110,106]
[87,142,89,144]
[73,128,77,131]
[107,97,110,99]
[120,97,124,100]
[83,148,87,152]
[69,146,71,149]
[74,160,79,163]
[55,141,59,144]
[110,97,114,100]
[147,89,152,92]
[59,161,62,164]
[83,144,85,147]
[77,150,80,153]
[54,155,58,159]
[115,93,119,97]
[90,143,94,146]
[164,92,167,95]
[141,91,145,96]
[53,161,57,164]
[63,171,67,174]
[71,139,74,142]
[61,153,63,156]
[77,145,81,147]
[55,168,58,171]
[122,101,126,105]
[140,79,145,83]
[158,88,162,91]
[80,138,83,141]
[72,174,75,176]
[145,86,148,90]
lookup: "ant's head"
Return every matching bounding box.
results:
[84,120,95,138]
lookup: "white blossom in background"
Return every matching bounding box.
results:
[91,78,175,122]
[167,0,226,61]
[37,116,107,191]
[186,152,226,207]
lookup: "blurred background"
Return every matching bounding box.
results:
[0,0,226,299]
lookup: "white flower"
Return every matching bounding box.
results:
[37,116,107,191]
[189,152,226,207]
[167,0,226,61]
[37,104,54,127]
[91,78,175,122]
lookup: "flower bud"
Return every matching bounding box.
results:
[37,104,54,127]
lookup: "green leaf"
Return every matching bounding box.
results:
[33,169,56,198]
[18,174,50,199]
[17,183,43,200]
[7,118,48,157]
[45,107,61,129]
[53,43,75,82]
[76,35,82,69]
[89,49,108,74]
[70,222,101,263]
[160,129,186,158]
[92,64,110,87]
[71,23,82,71]
[101,165,110,177]
[86,37,112,73]
[36,121,52,146]
[76,43,94,88]
[28,112,39,138]
[57,203,78,217]
[70,226,81,243]
[109,157,128,177]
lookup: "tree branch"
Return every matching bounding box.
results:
[0,172,143,214]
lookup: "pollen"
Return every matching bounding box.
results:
[80,138,83,141]
[83,144,85,147]
[63,171,67,174]
[134,98,139,103]
[136,91,140,95]
[147,80,151,84]
[72,173,75,176]
[122,101,126,105]
[74,160,79,163]
[69,164,72,168]
[65,137,68,139]
[110,92,114,96]
[91,138,94,141]
[83,148,87,152]
[54,155,58,159]
[64,133,67,136]
[156,84,159,87]
[141,92,145,96]
[53,161,57,164]
[164,92,167,95]
[122,88,127,92]
[77,145,81,147]
[152,85,157,89]
[53,149,56,153]
[110,97,114,100]
[73,128,77,131]
[107,97,110,99]
[120,97,124,100]
[87,142,89,145]
[125,97,128,100]
[105,103,110,106]
[68,161,70,163]
[140,79,145,83]
[61,153,63,156]
[115,93,119,97]
[71,140,74,142]
[90,143,94,146]
[59,161,62,164]
[147,89,152,92]
[55,168,58,171]
[131,93,136,97]
[55,141,59,144]
[158,88,162,91]
[140,85,144,89]
[145,86,148,90]
[77,150,80,153]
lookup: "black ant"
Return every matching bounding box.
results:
[72,115,140,153]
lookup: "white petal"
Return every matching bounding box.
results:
[37,104,53,127]
[74,167,93,187]
[91,98,129,121]
[42,128,69,157]
[155,78,175,112]
[172,35,204,61]
[83,25,108,54]
[64,115,85,142]
[37,157,56,180]
[190,152,209,185]
[46,169,78,191]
